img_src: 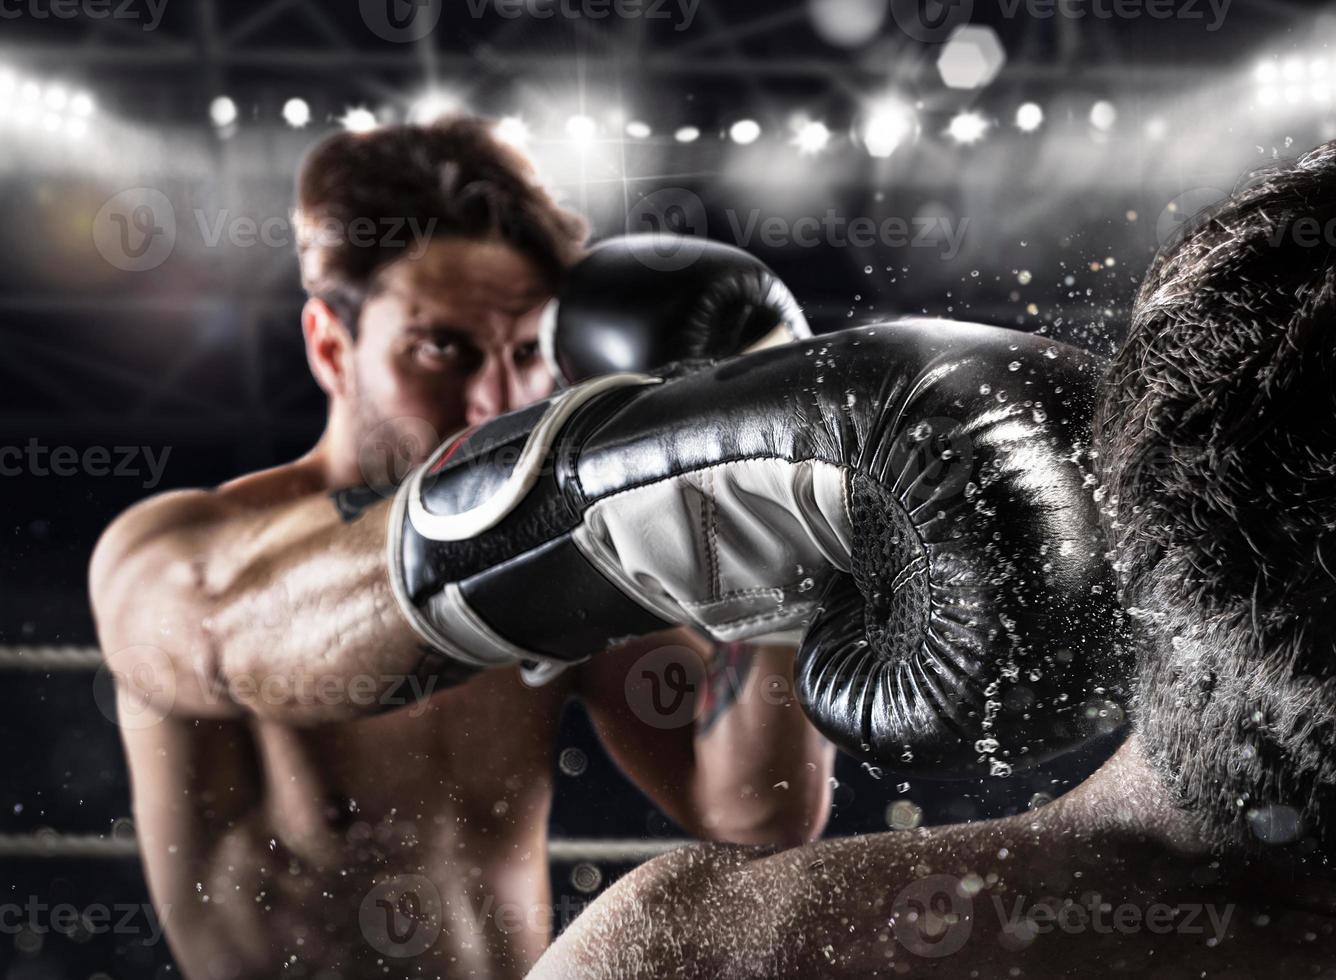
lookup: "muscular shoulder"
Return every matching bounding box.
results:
[90,461,323,604]
[90,489,227,602]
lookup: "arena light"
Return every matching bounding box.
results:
[947,111,988,144]
[1255,59,1279,84]
[282,98,311,129]
[69,91,94,117]
[937,25,1006,90]
[20,80,41,104]
[674,125,700,143]
[807,0,887,48]
[0,69,14,95]
[1089,100,1117,132]
[565,114,597,145]
[1015,101,1044,133]
[209,96,238,128]
[339,106,378,133]
[409,90,457,124]
[494,115,530,147]
[861,97,915,158]
[43,85,68,112]
[729,118,762,145]
[64,116,88,140]
[626,120,652,139]
[792,118,831,155]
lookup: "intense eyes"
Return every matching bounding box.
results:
[411,336,541,373]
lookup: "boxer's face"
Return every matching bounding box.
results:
[350,236,555,464]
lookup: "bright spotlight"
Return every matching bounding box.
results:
[1285,85,1304,105]
[43,85,67,111]
[65,117,88,140]
[626,120,652,139]
[209,96,238,128]
[1314,59,1330,79]
[792,118,831,155]
[862,98,915,157]
[674,125,700,143]
[566,114,597,144]
[69,91,94,117]
[42,112,61,133]
[495,116,530,147]
[729,119,762,145]
[1089,100,1117,131]
[1255,60,1279,84]
[409,91,457,124]
[0,70,14,94]
[283,98,311,129]
[937,25,1006,90]
[339,107,378,133]
[20,80,41,103]
[1283,57,1305,82]
[1257,86,1279,106]
[1015,102,1043,133]
[1145,117,1168,141]
[947,111,988,144]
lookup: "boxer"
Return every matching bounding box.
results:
[533,142,1336,977]
[89,116,831,980]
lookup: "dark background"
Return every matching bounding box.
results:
[1,0,1333,975]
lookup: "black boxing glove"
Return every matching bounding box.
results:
[387,319,1129,774]
[540,234,811,386]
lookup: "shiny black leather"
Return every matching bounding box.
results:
[547,234,809,385]
[404,319,1128,773]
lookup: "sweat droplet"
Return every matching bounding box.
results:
[885,799,923,830]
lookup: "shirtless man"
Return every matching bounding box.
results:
[531,140,1336,978]
[88,117,832,980]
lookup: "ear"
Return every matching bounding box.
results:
[302,297,355,399]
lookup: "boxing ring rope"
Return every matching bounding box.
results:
[0,833,690,863]
[0,644,690,865]
[0,645,102,670]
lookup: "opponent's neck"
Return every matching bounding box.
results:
[1060,734,1208,850]
[1067,734,1336,914]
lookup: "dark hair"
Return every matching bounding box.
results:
[1095,139,1336,852]
[294,114,588,332]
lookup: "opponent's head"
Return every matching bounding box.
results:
[1096,139,1336,853]
[294,115,588,475]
